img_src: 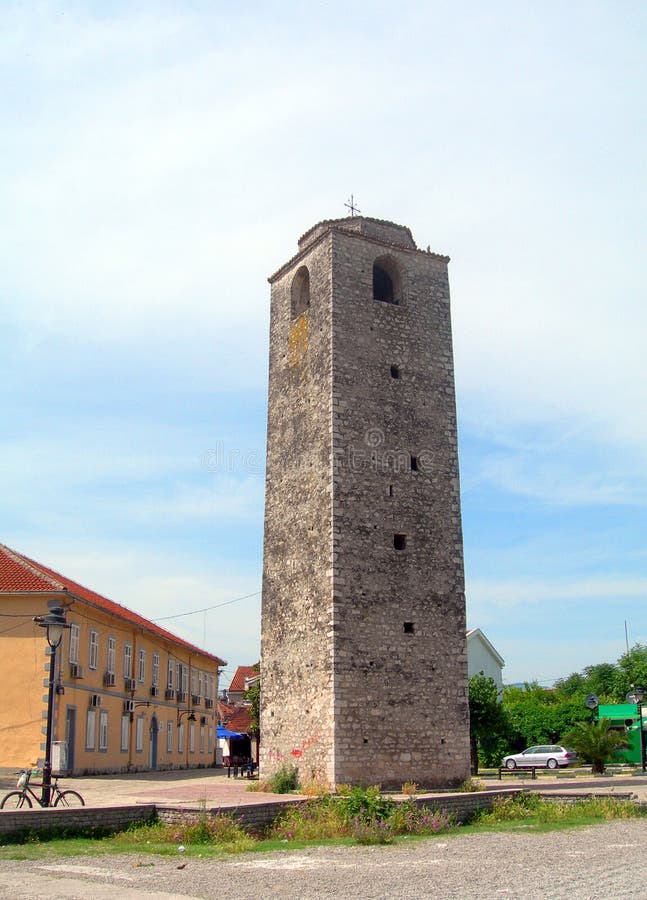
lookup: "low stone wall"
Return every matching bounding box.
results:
[0,804,156,837]
[2,788,636,840]
[162,789,523,832]
[157,797,306,832]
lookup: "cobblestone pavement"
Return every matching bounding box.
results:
[2,819,647,898]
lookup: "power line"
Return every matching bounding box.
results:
[0,612,41,618]
[153,590,261,622]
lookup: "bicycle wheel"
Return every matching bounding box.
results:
[0,791,33,809]
[54,790,85,807]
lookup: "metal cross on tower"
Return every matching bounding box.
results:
[344,194,361,217]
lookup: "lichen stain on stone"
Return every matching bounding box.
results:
[288,313,309,368]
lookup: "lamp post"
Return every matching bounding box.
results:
[33,605,70,807]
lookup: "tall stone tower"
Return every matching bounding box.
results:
[260,216,470,789]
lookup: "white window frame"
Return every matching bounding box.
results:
[123,642,132,679]
[137,648,146,683]
[69,623,80,664]
[167,658,174,690]
[85,709,96,750]
[198,671,203,698]
[107,636,116,675]
[166,720,173,754]
[189,723,195,753]
[191,669,197,696]
[182,665,188,695]
[99,710,108,751]
[199,724,205,754]
[178,722,185,753]
[120,714,130,752]
[135,715,144,753]
[152,653,160,688]
[88,630,99,670]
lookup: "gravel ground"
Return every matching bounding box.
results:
[2,820,647,899]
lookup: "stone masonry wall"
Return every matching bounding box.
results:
[261,217,470,789]
[260,234,336,782]
[329,227,470,788]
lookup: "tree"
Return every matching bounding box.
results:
[582,663,620,701]
[503,683,590,751]
[468,673,509,774]
[616,645,647,701]
[553,672,587,697]
[562,718,628,774]
[243,662,260,736]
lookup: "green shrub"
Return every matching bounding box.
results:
[268,763,300,794]
[389,801,457,835]
[270,798,347,841]
[350,816,395,844]
[472,792,542,823]
[458,777,486,793]
[115,814,253,852]
[335,785,395,824]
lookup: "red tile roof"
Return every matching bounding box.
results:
[226,706,252,734]
[228,665,258,693]
[0,544,225,665]
[218,701,253,734]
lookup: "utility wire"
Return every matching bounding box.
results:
[153,590,261,622]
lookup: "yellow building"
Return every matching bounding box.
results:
[0,544,226,774]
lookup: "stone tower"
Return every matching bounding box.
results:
[260,216,470,789]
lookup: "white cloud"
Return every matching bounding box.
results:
[468,575,647,611]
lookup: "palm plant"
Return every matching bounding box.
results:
[563,718,629,774]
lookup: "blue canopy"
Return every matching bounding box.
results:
[217,725,245,739]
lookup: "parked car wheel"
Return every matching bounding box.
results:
[506,758,517,769]
[547,758,558,770]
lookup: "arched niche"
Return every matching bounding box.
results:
[291,266,311,318]
[372,256,401,305]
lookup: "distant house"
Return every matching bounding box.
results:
[0,543,226,774]
[466,628,505,695]
[227,665,259,704]
[217,664,259,765]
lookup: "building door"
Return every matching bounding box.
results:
[64,707,76,773]
[149,715,158,769]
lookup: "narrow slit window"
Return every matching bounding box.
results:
[403,622,415,634]
[411,455,419,472]
[394,533,406,551]
[390,365,400,379]
[388,484,393,497]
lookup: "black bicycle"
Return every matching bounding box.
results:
[0,769,85,809]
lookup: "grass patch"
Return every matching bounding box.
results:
[464,793,647,834]
[246,763,301,794]
[268,789,457,846]
[1,791,644,859]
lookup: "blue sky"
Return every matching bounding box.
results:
[1,0,645,687]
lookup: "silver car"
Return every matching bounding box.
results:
[502,745,578,770]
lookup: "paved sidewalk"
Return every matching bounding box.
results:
[3,766,647,809]
[0,768,303,809]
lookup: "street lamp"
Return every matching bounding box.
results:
[33,605,70,806]
[626,685,646,774]
[177,709,197,725]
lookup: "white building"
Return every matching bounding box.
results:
[466,628,505,695]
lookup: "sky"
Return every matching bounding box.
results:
[1,0,645,688]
